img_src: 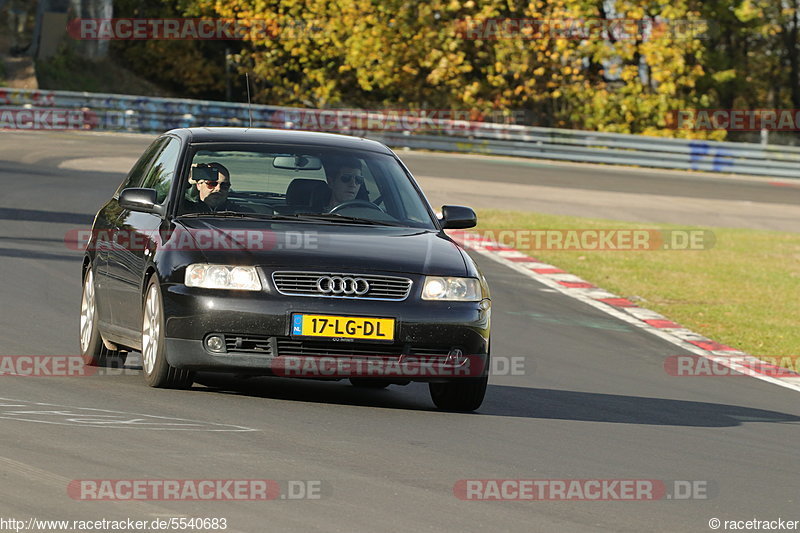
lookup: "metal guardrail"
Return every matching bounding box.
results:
[1,87,798,178]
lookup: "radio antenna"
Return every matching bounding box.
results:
[245,73,253,129]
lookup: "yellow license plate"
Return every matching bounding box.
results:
[291,314,395,341]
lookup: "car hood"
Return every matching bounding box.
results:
[173,219,469,276]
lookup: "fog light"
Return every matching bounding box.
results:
[206,335,226,353]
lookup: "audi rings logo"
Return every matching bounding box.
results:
[316,276,370,296]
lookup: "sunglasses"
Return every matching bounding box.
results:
[339,173,364,185]
[201,180,231,190]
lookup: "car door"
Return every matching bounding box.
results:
[106,136,182,343]
[95,138,166,329]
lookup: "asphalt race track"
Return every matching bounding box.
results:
[0,131,797,532]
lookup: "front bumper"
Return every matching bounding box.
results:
[161,282,490,380]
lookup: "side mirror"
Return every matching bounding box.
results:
[119,188,165,216]
[440,205,477,229]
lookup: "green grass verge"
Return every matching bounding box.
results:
[475,209,800,360]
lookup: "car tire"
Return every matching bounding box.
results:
[349,378,392,389]
[428,376,488,412]
[80,267,127,368]
[141,275,194,389]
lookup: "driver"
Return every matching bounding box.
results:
[324,157,364,211]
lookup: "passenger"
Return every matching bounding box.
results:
[187,162,235,212]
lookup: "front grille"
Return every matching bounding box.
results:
[275,338,452,358]
[272,271,412,300]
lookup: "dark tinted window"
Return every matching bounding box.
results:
[142,137,182,204]
[115,137,168,197]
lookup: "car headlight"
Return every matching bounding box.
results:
[422,276,482,301]
[185,264,262,291]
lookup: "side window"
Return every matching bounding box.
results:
[370,158,429,224]
[142,137,182,204]
[115,138,168,197]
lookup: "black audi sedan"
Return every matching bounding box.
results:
[80,128,491,411]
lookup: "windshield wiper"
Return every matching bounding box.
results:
[176,211,277,219]
[177,211,404,227]
[289,213,405,226]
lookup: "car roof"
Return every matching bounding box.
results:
[167,127,395,155]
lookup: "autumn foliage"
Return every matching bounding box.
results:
[109,0,800,140]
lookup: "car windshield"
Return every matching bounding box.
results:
[177,143,437,229]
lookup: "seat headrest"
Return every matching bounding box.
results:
[286,178,327,206]
[286,178,371,210]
